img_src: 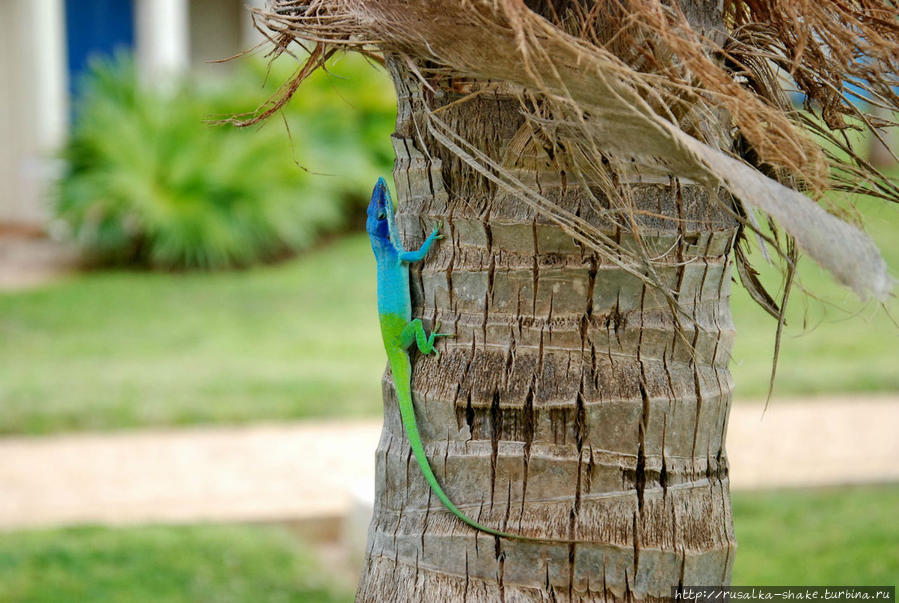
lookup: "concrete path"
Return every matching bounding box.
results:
[0,235,79,291]
[726,396,899,489]
[0,396,897,531]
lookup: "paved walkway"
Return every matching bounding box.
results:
[0,236,79,291]
[0,396,897,530]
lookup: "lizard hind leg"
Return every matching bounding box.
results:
[400,319,451,358]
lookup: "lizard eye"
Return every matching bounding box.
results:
[377,211,386,220]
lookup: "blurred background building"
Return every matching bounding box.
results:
[0,0,264,232]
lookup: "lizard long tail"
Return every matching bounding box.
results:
[391,354,585,544]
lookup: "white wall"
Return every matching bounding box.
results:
[188,0,269,76]
[0,0,68,228]
[136,0,190,84]
[241,0,268,47]
[188,0,242,74]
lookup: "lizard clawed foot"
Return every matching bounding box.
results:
[425,320,453,359]
[430,320,453,339]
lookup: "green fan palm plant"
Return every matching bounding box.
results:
[57,54,394,269]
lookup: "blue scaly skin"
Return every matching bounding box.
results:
[367,178,581,543]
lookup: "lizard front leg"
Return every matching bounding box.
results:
[397,223,442,263]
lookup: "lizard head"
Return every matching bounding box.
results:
[366,177,392,241]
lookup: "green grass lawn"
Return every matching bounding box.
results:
[0,485,894,600]
[0,235,385,435]
[0,524,352,603]
[729,197,899,398]
[731,484,899,585]
[0,202,896,434]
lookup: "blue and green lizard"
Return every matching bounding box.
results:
[367,178,581,543]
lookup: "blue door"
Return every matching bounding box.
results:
[64,0,135,97]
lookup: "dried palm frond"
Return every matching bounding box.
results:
[243,0,896,302]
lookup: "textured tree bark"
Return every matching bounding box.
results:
[357,5,739,601]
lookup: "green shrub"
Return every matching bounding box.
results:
[56,54,395,269]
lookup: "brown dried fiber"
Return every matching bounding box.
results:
[244,0,896,300]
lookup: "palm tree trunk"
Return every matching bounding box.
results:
[357,5,738,601]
